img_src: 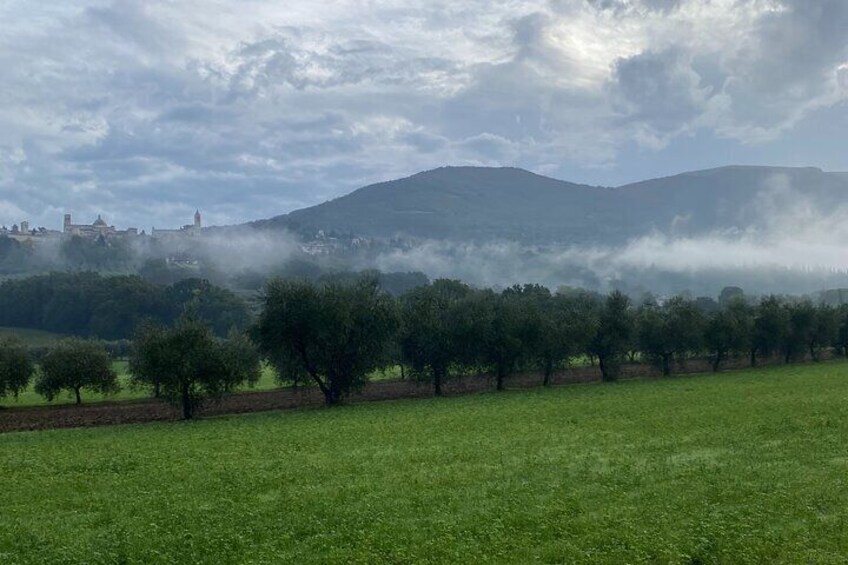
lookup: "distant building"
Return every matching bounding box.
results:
[151,210,202,239]
[63,214,139,240]
[2,211,200,244]
[0,220,61,242]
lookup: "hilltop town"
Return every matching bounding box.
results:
[0,211,203,243]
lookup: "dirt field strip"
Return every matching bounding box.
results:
[0,358,790,433]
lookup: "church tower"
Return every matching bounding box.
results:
[194,210,202,229]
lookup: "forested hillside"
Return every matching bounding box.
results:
[252,165,848,243]
[0,273,250,340]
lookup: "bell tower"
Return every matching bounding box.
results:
[194,210,202,229]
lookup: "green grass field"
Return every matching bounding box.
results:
[1,363,399,409]
[0,326,407,408]
[2,363,848,563]
[0,326,65,347]
[0,362,281,408]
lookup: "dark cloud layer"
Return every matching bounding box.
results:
[0,0,846,231]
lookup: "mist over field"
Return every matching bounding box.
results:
[373,235,848,296]
[11,171,845,298]
[364,172,848,295]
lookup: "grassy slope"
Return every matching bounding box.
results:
[0,326,64,347]
[2,362,848,563]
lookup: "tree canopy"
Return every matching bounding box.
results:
[35,339,119,404]
[256,276,399,405]
[130,319,261,419]
[0,337,34,401]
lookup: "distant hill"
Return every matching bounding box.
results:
[250,165,848,244]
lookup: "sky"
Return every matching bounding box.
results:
[1,0,847,232]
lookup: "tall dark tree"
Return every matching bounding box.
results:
[399,279,472,396]
[637,296,705,376]
[751,296,789,366]
[719,286,745,308]
[36,339,119,404]
[783,301,816,364]
[255,276,399,405]
[130,320,261,419]
[0,337,34,401]
[507,286,595,386]
[472,289,534,391]
[809,304,838,361]
[588,291,633,382]
[704,298,753,371]
[835,304,848,357]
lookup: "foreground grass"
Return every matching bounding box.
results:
[2,362,848,563]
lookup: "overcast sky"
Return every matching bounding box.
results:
[1,0,847,231]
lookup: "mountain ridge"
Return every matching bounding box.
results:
[249,165,848,244]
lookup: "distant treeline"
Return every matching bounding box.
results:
[0,272,250,340]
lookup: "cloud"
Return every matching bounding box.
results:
[0,0,846,231]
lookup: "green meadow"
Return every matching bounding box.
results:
[0,363,281,408]
[0,364,402,408]
[2,362,848,564]
[0,327,64,348]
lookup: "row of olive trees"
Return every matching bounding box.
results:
[0,338,119,405]
[4,276,847,417]
[253,277,848,405]
[0,323,261,420]
[252,279,647,404]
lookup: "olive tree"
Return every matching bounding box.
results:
[0,337,34,401]
[809,304,838,361]
[399,279,472,396]
[255,277,399,406]
[704,299,753,371]
[588,291,633,382]
[130,319,261,419]
[637,296,705,376]
[783,301,816,364]
[751,296,789,366]
[36,339,119,404]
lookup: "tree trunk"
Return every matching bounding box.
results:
[181,383,192,420]
[153,381,161,399]
[400,364,406,380]
[599,355,621,382]
[74,387,82,405]
[712,351,723,373]
[307,371,337,406]
[433,367,443,397]
[661,354,671,377]
[496,366,505,391]
[750,349,757,367]
[543,358,553,387]
[324,386,342,406]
